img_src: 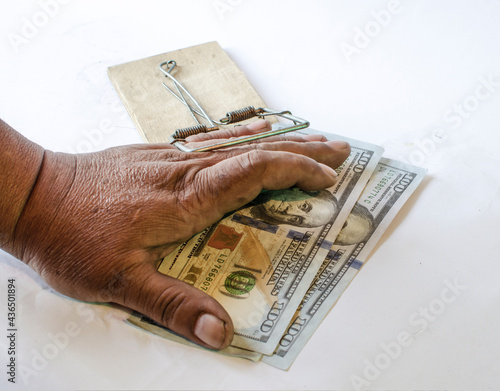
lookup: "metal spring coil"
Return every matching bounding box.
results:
[172,124,208,140]
[224,106,257,124]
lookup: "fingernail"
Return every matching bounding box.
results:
[194,313,226,349]
[246,119,268,131]
[320,163,338,178]
[303,134,327,142]
[327,140,350,150]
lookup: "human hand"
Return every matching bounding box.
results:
[9,120,350,350]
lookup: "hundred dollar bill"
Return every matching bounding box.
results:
[127,312,263,361]
[262,157,427,369]
[129,130,383,355]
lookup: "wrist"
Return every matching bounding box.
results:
[0,120,45,251]
[9,150,77,268]
[0,119,78,270]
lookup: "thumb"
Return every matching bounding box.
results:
[121,266,234,350]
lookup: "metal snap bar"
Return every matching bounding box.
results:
[159,60,310,152]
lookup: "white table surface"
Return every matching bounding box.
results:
[1,1,499,390]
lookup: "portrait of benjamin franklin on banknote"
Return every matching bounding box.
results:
[248,188,338,228]
[334,204,375,246]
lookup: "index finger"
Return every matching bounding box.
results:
[184,120,271,143]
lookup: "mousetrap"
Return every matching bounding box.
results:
[108,41,309,150]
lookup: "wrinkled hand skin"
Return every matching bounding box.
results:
[10,120,350,350]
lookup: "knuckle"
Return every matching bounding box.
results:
[226,127,240,138]
[239,149,271,176]
[152,284,189,328]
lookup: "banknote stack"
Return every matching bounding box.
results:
[128,126,426,370]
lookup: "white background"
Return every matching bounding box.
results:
[1,0,499,390]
